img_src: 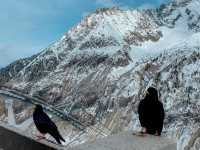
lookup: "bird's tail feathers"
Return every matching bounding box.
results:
[58,132,65,142]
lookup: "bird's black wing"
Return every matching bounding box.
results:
[156,101,165,126]
[33,111,57,131]
[40,112,57,129]
[138,99,148,127]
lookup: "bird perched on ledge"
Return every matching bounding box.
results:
[33,104,65,144]
[138,87,165,136]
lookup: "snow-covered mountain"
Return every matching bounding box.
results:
[1,0,200,149]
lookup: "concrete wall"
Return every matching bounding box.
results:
[0,124,57,150]
[0,123,177,150]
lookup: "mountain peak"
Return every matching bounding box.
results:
[95,7,121,15]
[172,0,192,5]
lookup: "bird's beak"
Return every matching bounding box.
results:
[144,91,149,96]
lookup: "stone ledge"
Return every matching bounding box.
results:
[0,123,58,150]
[0,123,177,150]
[67,132,177,150]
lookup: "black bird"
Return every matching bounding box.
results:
[138,87,165,136]
[33,104,65,144]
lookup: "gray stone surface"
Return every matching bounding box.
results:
[0,123,177,150]
[68,132,177,150]
[0,124,57,150]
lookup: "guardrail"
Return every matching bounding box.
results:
[0,86,111,146]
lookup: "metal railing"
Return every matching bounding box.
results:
[0,86,111,146]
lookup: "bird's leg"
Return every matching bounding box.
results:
[35,132,46,140]
[133,127,147,136]
[140,127,147,134]
[155,130,161,136]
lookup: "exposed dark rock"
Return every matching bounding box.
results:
[79,36,119,50]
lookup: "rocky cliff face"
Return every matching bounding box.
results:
[1,0,200,149]
[0,54,37,85]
